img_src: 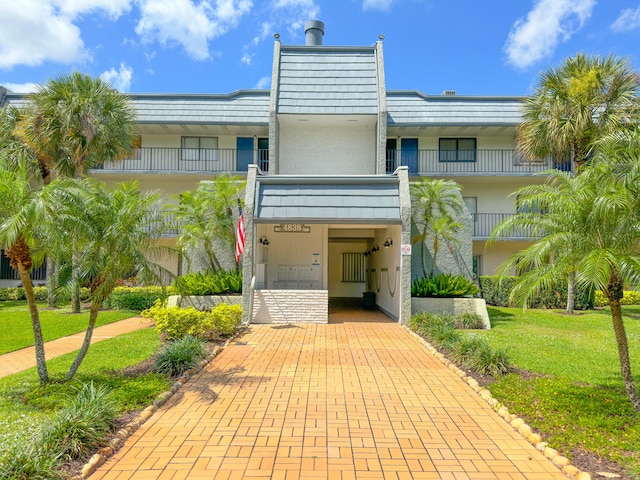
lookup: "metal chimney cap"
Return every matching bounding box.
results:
[305,20,325,46]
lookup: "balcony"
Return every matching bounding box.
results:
[472,213,532,240]
[386,149,570,176]
[94,147,269,174]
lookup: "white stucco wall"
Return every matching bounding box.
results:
[367,226,401,319]
[279,124,376,174]
[254,224,326,290]
[474,240,533,276]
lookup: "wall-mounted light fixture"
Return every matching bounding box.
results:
[363,250,370,257]
[383,238,393,248]
[371,245,379,253]
[259,235,270,246]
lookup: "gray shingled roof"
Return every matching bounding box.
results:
[256,176,400,223]
[130,91,270,125]
[1,91,271,126]
[277,46,379,115]
[387,91,524,126]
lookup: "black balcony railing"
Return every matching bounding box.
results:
[386,149,567,175]
[94,148,269,173]
[472,213,532,239]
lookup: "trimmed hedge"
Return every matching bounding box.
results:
[594,290,640,307]
[479,276,594,310]
[103,286,176,312]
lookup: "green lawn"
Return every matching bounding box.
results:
[0,301,138,354]
[0,328,169,453]
[476,306,640,478]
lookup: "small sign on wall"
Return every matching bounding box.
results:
[401,244,412,255]
[312,253,320,266]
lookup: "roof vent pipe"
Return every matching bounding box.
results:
[305,20,325,46]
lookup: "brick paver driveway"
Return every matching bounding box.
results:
[91,318,566,480]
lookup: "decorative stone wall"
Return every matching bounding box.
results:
[411,297,491,329]
[252,289,328,323]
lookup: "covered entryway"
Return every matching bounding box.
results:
[241,167,412,325]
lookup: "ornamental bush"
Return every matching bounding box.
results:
[104,286,174,311]
[594,290,640,307]
[411,273,479,298]
[143,300,242,340]
[479,276,594,309]
[173,270,242,295]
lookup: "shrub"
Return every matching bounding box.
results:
[173,270,242,295]
[104,286,173,311]
[449,335,510,376]
[153,335,207,376]
[411,273,479,298]
[594,290,640,307]
[0,440,62,480]
[143,300,242,340]
[409,312,510,376]
[479,276,594,309]
[454,312,485,330]
[41,382,118,461]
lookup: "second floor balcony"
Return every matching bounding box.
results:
[387,149,570,176]
[95,147,269,174]
[472,213,532,240]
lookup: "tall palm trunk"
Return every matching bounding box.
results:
[7,240,49,384]
[607,272,640,411]
[566,272,575,314]
[65,299,100,380]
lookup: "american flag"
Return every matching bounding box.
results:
[235,198,245,262]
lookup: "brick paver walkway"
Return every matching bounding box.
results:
[91,317,566,480]
[0,316,153,378]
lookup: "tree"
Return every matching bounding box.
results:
[172,174,245,273]
[489,146,640,411]
[517,53,640,313]
[517,53,640,171]
[410,178,465,277]
[15,72,137,312]
[54,179,170,380]
[0,160,49,383]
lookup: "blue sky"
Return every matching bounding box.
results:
[1,0,640,96]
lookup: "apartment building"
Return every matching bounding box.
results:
[0,21,555,324]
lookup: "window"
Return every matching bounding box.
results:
[439,138,476,162]
[181,136,218,161]
[0,250,47,281]
[341,253,365,283]
[386,138,397,173]
[258,137,269,172]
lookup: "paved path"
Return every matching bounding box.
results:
[0,316,153,378]
[91,317,566,480]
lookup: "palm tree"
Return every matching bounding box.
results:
[0,160,49,383]
[172,174,245,273]
[518,53,640,171]
[54,179,170,380]
[410,178,465,277]
[15,72,137,312]
[489,148,640,411]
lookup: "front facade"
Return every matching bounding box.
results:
[0,21,556,324]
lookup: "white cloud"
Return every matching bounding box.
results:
[241,53,254,65]
[611,5,640,32]
[56,0,132,18]
[362,0,394,11]
[135,0,252,61]
[0,82,41,93]
[254,76,271,89]
[0,0,88,68]
[100,62,133,91]
[504,0,596,69]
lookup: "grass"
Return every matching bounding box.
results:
[476,306,640,478]
[0,301,138,354]
[0,327,170,461]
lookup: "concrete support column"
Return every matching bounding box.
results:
[397,167,412,324]
[242,165,258,323]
